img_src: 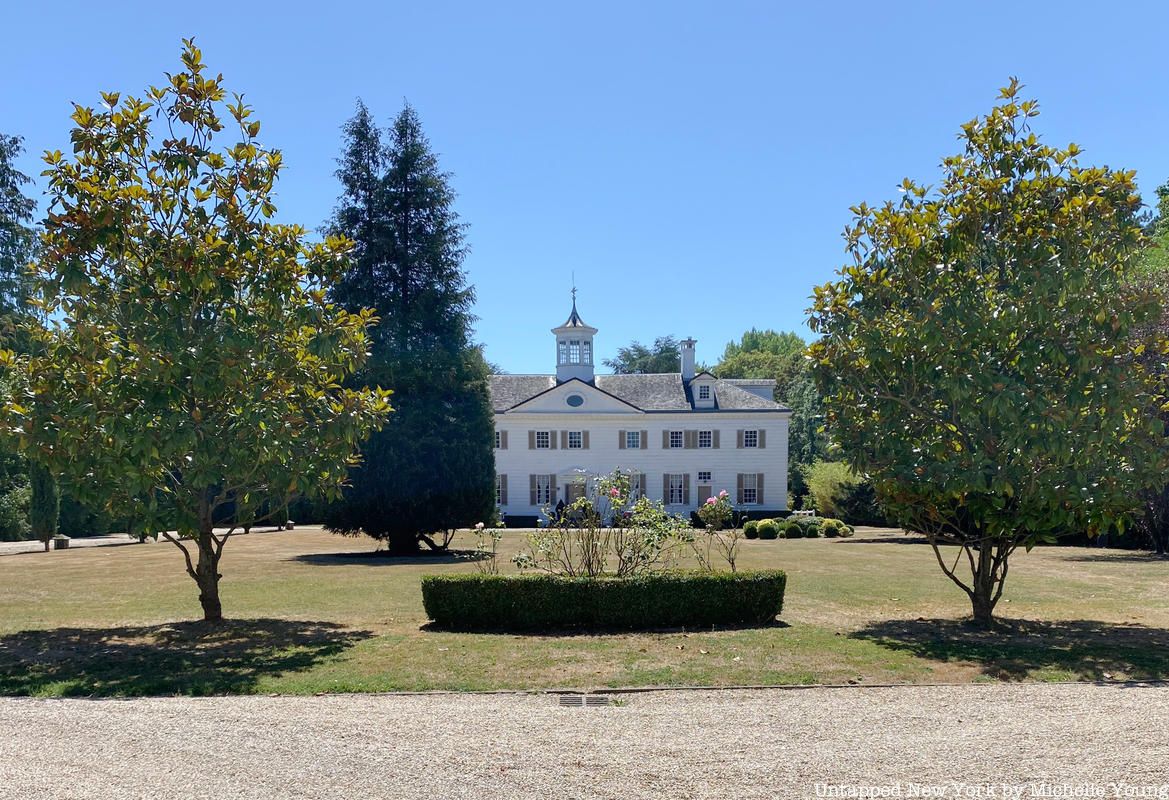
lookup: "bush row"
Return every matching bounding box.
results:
[421,570,786,631]
[742,516,855,540]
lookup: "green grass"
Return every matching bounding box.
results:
[1,526,1167,696]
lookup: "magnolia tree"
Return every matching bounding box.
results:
[809,80,1169,626]
[1,41,391,621]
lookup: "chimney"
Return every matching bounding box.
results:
[680,337,697,381]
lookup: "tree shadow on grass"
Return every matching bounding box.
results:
[291,549,488,567]
[0,619,372,697]
[850,617,1169,681]
[419,619,792,636]
[1059,552,1169,564]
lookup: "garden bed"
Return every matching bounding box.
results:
[421,570,786,631]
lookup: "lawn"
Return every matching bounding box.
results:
[0,526,1166,696]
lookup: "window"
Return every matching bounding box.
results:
[567,431,583,449]
[698,430,712,449]
[495,430,501,449]
[669,430,684,448]
[569,339,581,364]
[626,430,641,449]
[698,471,712,484]
[582,341,592,364]
[698,385,710,400]
[536,431,551,449]
[536,475,552,505]
[566,394,584,407]
[742,473,758,505]
[495,475,505,505]
[558,340,567,364]
[743,429,759,448]
[668,474,685,505]
[630,473,644,498]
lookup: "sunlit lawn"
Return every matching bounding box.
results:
[1,525,1166,696]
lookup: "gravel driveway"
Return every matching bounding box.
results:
[2,684,1166,799]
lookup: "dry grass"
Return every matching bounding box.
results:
[1,526,1166,696]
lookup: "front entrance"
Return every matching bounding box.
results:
[565,482,586,504]
[697,485,712,504]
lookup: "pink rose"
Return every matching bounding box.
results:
[610,488,619,497]
[705,497,717,505]
[719,490,728,498]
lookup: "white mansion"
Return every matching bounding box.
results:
[489,298,791,526]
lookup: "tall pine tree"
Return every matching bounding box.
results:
[325,101,495,554]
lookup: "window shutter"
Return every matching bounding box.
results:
[662,430,669,449]
[736,473,744,504]
[683,473,691,505]
[713,430,721,449]
[619,430,626,450]
[639,473,647,498]
[757,473,764,505]
[560,431,568,449]
[528,431,535,450]
[529,475,537,505]
[759,430,767,449]
[551,475,558,502]
[501,431,508,450]
[641,430,648,450]
[550,431,558,449]
[736,430,744,449]
[499,474,508,506]
[684,430,695,449]
[662,474,669,503]
[582,431,590,449]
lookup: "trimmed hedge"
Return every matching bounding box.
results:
[743,520,759,539]
[421,570,787,631]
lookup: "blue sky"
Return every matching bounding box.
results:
[4,1,1169,374]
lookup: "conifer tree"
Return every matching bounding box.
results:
[325,101,495,554]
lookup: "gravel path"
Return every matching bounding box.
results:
[1,684,1166,799]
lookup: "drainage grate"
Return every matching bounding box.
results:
[557,694,614,707]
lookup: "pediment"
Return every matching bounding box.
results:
[506,379,642,413]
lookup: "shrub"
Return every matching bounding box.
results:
[820,518,854,538]
[421,570,787,630]
[804,522,822,538]
[757,519,779,540]
[743,520,759,539]
[783,521,805,539]
[0,484,30,542]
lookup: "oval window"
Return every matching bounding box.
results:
[566,394,584,407]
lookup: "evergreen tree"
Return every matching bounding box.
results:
[0,133,36,329]
[325,101,495,554]
[28,462,58,552]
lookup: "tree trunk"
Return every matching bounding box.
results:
[969,542,998,629]
[42,539,50,553]
[386,530,421,556]
[195,527,223,623]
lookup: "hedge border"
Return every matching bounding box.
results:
[421,570,786,631]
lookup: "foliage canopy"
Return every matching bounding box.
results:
[809,80,1169,625]
[1,41,391,620]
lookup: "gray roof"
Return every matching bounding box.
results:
[488,373,788,413]
[595,373,691,411]
[488,375,556,411]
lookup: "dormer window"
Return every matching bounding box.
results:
[582,341,591,364]
[558,340,568,364]
[569,340,581,364]
[698,385,710,401]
